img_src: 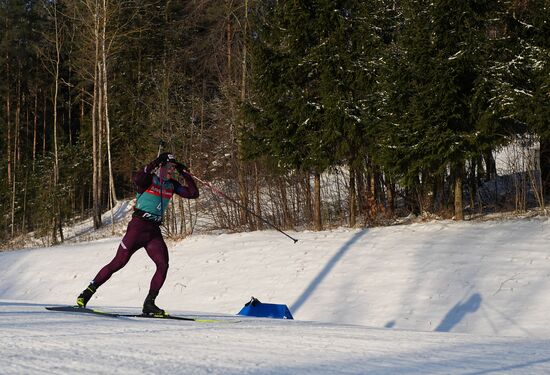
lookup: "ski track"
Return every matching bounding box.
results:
[2,303,550,374]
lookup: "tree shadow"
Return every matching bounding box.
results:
[463,357,550,375]
[291,229,369,314]
[435,292,482,332]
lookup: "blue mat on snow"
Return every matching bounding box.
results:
[237,297,293,319]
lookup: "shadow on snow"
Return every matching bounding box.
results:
[291,229,369,314]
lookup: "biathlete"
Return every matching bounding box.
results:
[76,152,199,316]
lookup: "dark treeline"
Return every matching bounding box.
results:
[1,0,549,245]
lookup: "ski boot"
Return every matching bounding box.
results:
[76,282,97,308]
[143,291,166,317]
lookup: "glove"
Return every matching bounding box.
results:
[155,152,177,166]
[175,162,189,174]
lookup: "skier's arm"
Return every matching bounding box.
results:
[173,173,199,199]
[133,152,176,191]
[133,154,170,192]
[133,160,158,192]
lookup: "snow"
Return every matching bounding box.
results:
[3,213,550,374]
[3,302,550,374]
[513,88,534,97]
[448,50,463,60]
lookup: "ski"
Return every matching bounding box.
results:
[46,305,120,318]
[45,306,238,323]
[118,313,218,323]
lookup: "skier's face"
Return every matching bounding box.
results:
[160,162,176,180]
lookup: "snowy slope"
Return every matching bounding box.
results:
[2,217,550,373]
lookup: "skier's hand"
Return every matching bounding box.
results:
[175,162,189,175]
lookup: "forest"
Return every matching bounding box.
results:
[1,0,549,246]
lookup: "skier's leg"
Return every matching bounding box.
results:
[142,235,169,315]
[92,243,134,286]
[76,245,134,307]
[144,236,169,294]
[77,218,144,307]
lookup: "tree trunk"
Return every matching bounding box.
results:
[53,3,64,242]
[373,167,383,217]
[386,179,395,217]
[483,149,496,182]
[237,0,250,228]
[180,199,187,236]
[101,0,116,233]
[278,177,291,228]
[22,171,28,233]
[92,3,102,229]
[6,45,12,185]
[254,163,262,230]
[98,59,103,222]
[25,97,29,157]
[68,66,72,145]
[58,217,64,242]
[52,3,60,184]
[313,172,322,231]
[33,91,38,170]
[469,158,478,215]
[454,165,464,221]
[540,137,550,197]
[15,69,21,167]
[349,166,357,227]
[187,199,195,234]
[43,94,47,156]
[238,164,249,226]
[226,3,232,81]
[7,80,11,186]
[303,172,313,224]
[356,166,365,219]
[10,168,16,237]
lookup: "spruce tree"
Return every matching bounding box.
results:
[490,0,550,195]
[373,0,502,218]
[245,0,382,227]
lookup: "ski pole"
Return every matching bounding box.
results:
[157,140,164,156]
[187,171,299,244]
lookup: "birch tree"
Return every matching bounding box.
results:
[69,0,139,229]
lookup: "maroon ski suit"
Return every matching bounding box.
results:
[92,159,198,294]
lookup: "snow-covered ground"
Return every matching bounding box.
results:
[3,213,550,374]
[3,302,550,374]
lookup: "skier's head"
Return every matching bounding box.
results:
[159,153,177,180]
[160,162,176,180]
[160,153,177,166]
